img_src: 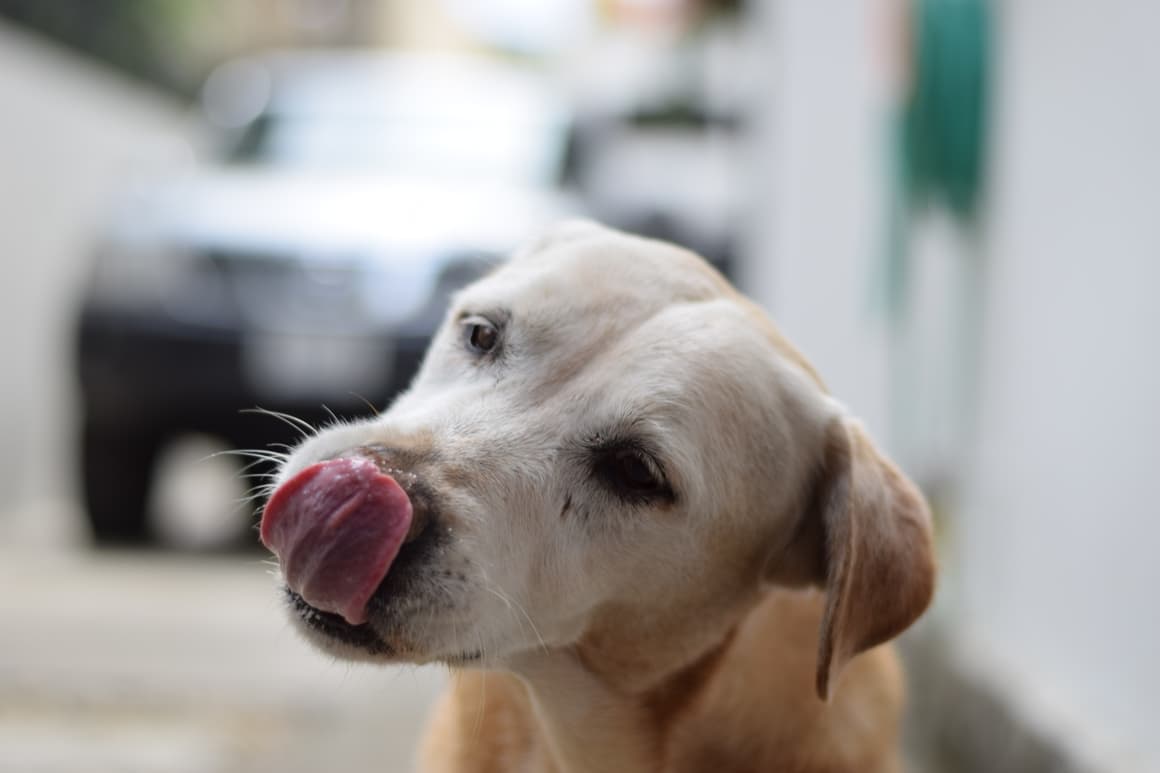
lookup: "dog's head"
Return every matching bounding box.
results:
[261,221,935,698]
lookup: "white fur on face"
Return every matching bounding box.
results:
[272,221,838,669]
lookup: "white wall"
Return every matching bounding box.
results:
[743,0,892,442]
[957,1,1160,768]
[748,1,1160,769]
[0,24,197,530]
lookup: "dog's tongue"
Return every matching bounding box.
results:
[260,457,413,625]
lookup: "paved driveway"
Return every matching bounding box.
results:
[0,547,446,773]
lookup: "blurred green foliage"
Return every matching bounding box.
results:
[0,0,206,97]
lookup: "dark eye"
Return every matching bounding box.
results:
[594,447,672,503]
[463,317,499,355]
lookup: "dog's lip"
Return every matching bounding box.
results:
[443,650,484,664]
[286,587,393,653]
[286,587,482,663]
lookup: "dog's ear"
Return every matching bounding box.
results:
[769,417,936,700]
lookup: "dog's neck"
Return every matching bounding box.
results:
[508,635,732,773]
[514,651,657,773]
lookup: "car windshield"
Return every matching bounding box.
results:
[226,67,569,186]
[237,111,564,185]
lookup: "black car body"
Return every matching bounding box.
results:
[77,52,579,544]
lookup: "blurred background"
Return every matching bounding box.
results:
[0,1,1156,771]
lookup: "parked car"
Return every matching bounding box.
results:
[76,51,580,545]
[573,105,743,275]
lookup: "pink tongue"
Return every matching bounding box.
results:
[260,457,413,625]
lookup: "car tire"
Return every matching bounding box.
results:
[81,422,163,546]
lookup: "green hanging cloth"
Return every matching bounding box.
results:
[885,0,991,315]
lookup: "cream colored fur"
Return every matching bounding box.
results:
[271,220,936,773]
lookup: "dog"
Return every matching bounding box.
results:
[259,220,936,773]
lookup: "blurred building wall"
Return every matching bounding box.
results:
[957,1,1160,767]
[748,1,1160,768]
[742,0,892,441]
[0,23,198,532]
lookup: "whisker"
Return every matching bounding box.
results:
[482,583,548,654]
[472,633,488,741]
[241,407,317,438]
[237,490,276,506]
[349,392,382,416]
[206,448,289,464]
[237,462,280,478]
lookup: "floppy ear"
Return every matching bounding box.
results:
[770,417,936,700]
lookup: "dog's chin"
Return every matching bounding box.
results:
[284,588,484,666]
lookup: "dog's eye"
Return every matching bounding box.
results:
[463,317,499,355]
[594,448,671,503]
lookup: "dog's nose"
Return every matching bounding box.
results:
[349,444,430,545]
[401,503,428,544]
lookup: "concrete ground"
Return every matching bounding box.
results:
[0,492,946,773]
[0,537,446,773]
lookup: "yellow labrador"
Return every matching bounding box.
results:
[260,221,936,773]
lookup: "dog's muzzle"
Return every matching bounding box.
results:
[260,457,414,625]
